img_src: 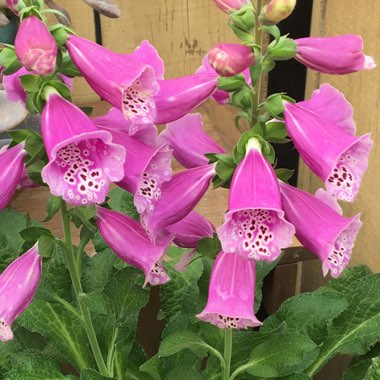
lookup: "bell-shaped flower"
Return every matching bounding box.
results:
[208,43,254,77]
[93,106,158,145]
[164,210,215,249]
[279,181,362,278]
[66,35,160,126]
[153,73,217,125]
[3,67,73,105]
[41,92,126,206]
[96,206,172,286]
[196,55,251,105]
[294,35,376,75]
[197,251,261,329]
[218,138,295,261]
[283,84,373,202]
[15,15,58,76]
[213,0,248,13]
[142,163,216,242]
[158,113,225,168]
[0,143,27,212]
[0,244,42,341]
[96,124,172,214]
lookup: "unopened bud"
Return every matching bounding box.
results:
[212,0,248,14]
[208,43,254,77]
[260,0,296,25]
[15,15,58,76]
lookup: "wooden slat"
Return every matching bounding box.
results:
[300,0,380,272]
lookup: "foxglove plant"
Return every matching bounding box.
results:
[0,0,377,379]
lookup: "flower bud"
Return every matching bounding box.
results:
[213,0,248,14]
[208,43,254,77]
[15,15,58,76]
[260,0,296,25]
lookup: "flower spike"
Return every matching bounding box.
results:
[0,245,42,341]
[218,138,295,261]
[96,206,172,286]
[41,93,126,206]
[279,181,362,278]
[197,251,261,329]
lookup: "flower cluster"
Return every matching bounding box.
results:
[0,0,375,338]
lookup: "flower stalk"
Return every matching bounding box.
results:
[224,329,233,380]
[60,202,109,376]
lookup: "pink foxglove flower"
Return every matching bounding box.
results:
[41,93,126,206]
[96,124,172,214]
[283,84,373,202]
[96,206,172,286]
[0,143,27,211]
[15,15,58,76]
[66,36,160,126]
[93,107,158,145]
[164,210,215,249]
[279,181,362,278]
[142,163,216,242]
[213,0,248,13]
[3,67,73,105]
[294,35,376,75]
[261,0,296,25]
[0,245,42,341]
[208,43,254,77]
[197,251,261,329]
[159,113,225,168]
[218,138,295,261]
[196,55,251,105]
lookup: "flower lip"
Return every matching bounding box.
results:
[322,213,362,278]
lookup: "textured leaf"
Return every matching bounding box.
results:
[124,343,152,380]
[5,351,73,380]
[242,333,318,378]
[260,291,348,344]
[140,356,161,380]
[306,274,380,377]
[159,331,214,358]
[18,299,93,371]
[165,366,202,380]
[108,188,139,220]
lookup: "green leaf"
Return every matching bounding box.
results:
[0,47,21,75]
[275,168,295,182]
[124,343,152,380]
[43,196,62,222]
[18,299,94,371]
[267,36,297,61]
[265,121,288,141]
[218,75,246,92]
[265,94,284,117]
[24,133,46,166]
[80,369,116,380]
[159,331,216,358]
[166,366,202,380]
[306,273,380,377]
[197,233,221,260]
[19,74,40,93]
[38,235,56,258]
[140,356,162,380]
[60,53,82,77]
[261,25,281,41]
[78,290,108,315]
[108,188,139,220]
[344,344,380,380]
[240,333,318,378]
[19,225,52,241]
[5,350,74,380]
[8,129,32,144]
[260,291,348,345]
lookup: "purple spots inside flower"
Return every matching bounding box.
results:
[0,319,12,342]
[52,139,123,205]
[146,262,170,286]
[323,217,362,278]
[122,70,157,125]
[218,209,294,261]
[135,146,172,214]
[198,313,257,329]
[326,136,373,202]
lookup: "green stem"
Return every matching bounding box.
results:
[251,0,264,125]
[61,202,109,376]
[223,329,233,380]
[229,363,251,380]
